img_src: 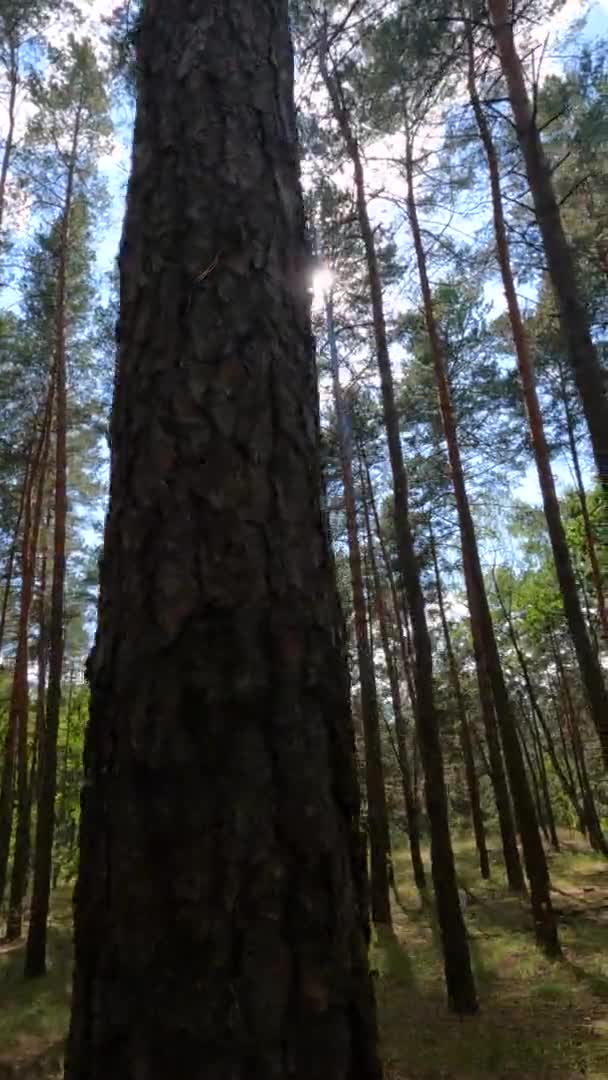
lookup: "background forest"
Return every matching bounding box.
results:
[0,0,607,1077]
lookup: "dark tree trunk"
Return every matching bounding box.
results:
[559,361,608,643]
[361,450,417,718]
[465,27,608,766]
[0,449,31,659]
[429,524,490,880]
[0,43,17,235]
[53,663,76,889]
[65,5,382,1076]
[319,47,476,1015]
[26,101,82,978]
[0,447,34,908]
[517,706,549,845]
[552,642,607,856]
[325,294,392,927]
[405,124,559,957]
[488,0,608,487]
[359,455,426,891]
[6,404,52,941]
[526,707,559,853]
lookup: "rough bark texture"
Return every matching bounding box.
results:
[405,127,559,957]
[320,49,476,1015]
[360,459,426,892]
[429,525,489,880]
[66,5,382,1077]
[488,0,608,487]
[465,25,608,766]
[26,103,80,977]
[326,294,392,927]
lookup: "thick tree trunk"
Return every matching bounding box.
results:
[66,6,382,1076]
[405,126,559,957]
[26,101,82,978]
[359,455,426,891]
[429,524,490,880]
[516,706,549,845]
[466,27,608,766]
[488,0,608,486]
[320,48,476,1015]
[6,404,52,941]
[326,294,392,926]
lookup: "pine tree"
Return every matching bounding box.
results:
[66,3,382,1075]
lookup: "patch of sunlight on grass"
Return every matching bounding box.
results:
[380,832,608,1078]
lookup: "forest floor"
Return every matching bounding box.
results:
[0,834,606,1078]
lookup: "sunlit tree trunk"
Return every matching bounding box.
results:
[488,0,608,487]
[466,20,608,766]
[405,123,559,957]
[319,42,477,1014]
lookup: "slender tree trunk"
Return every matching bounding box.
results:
[552,641,607,855]
[516,704,549,845]
[359,454,426,891]
[66,6,382,1074]
[26,99,82,977]
[0,44,18,236]
[559,361,608,642]
[53,663,75,889]
[405,123,559,956]
[361,450,417,716]
[325,293,392,926]
[429,524,490,879]
[319,47,476,1015]
[525,704,559,852]
[0,449,31,659]
[488,0,608,486]
[6,404,52,940]
[466,28,608,766]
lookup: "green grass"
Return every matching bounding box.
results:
[0,841,607,1078]
[0,888,72,1072]
[376,833,608,1079]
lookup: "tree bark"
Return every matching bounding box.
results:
[359,453,426,891]
[26,98,82,978]
[465,23,608,766]
[319,45,476,1015]
[66,5,382,1075]
[488,0,608,488]
[429,524,490,879]
[558,360,608,643]
[0,42,18,236]
[326,293,392,926]
[0,449,31,659]
[405,123,559,956]
[6,399,52,940]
